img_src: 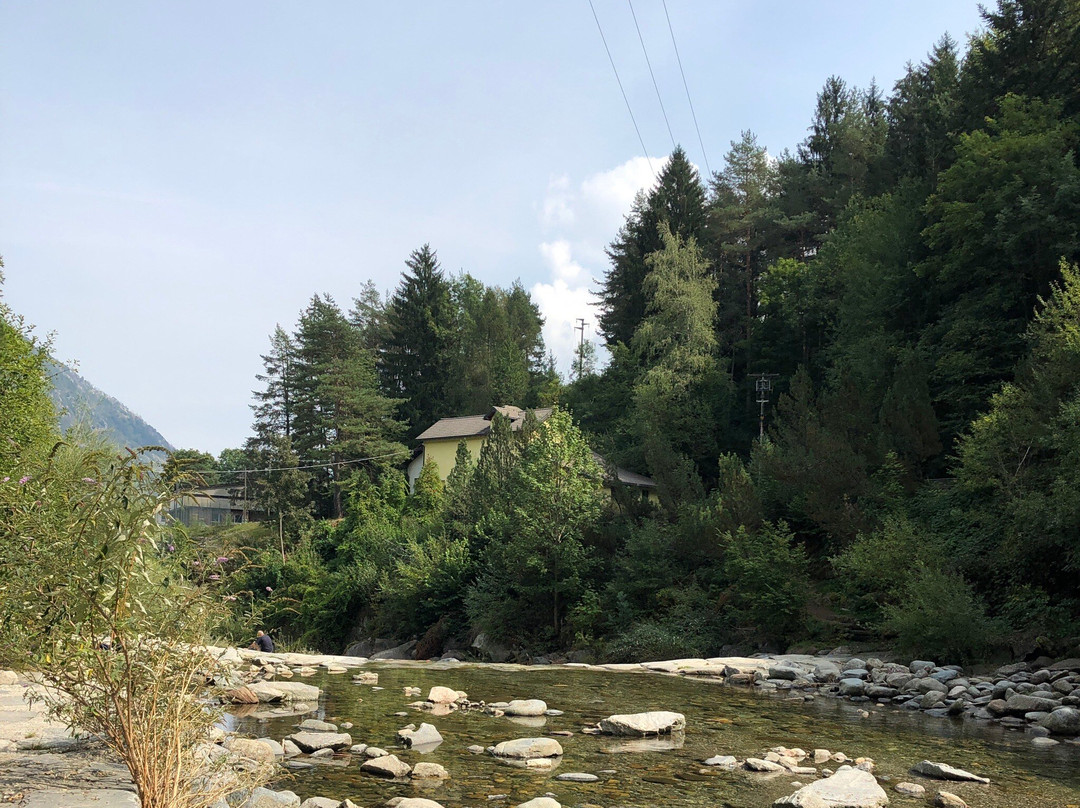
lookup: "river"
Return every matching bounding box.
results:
[230,661,1080,807]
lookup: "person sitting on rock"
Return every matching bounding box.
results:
[249,630,275,653]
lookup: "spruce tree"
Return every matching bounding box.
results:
[381,245,458,434]
[598,147,707,347]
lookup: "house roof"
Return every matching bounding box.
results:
[416,406,554,441]
[591,452,657,489]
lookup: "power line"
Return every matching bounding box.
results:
[662,0,712,177]
[587,0,655,177]
[180,449,413,478]
[627,0,677,151]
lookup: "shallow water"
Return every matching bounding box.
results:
[232,662,1080,807]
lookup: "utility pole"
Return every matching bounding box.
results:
[574,318,588,381]
[242,470,248,524]
[752,372,780,440]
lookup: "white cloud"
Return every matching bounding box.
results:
[532,156,668,377]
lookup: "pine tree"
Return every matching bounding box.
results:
[707,130,780,402]
[381,245,458,434]
[886,36,961,184]
[290,294,404,517]
[598,147,707,347]
[251,325,296,443]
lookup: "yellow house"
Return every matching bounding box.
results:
[407,405,658,504]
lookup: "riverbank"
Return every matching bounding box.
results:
[220,646,1080,745]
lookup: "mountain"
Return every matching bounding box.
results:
[47,361,175,452]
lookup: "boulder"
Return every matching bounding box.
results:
[774,766,888,808]
[411,762,449,779]
[241,789,301,808]
[398,722,444,748]
[704,754,737,769]
[427,686,463,704]
[555,772,599,782]
[285,732,352,753]
[226,686,260,704]
[910,760,990,784]
[838,678,865,697]
[772,793,827,808]
[248,681,321,703]
[1038,706,1080,735]
[744,757,785,772]
[503,699,548,716]
[934,793,968,808]
[225,737,277,767]
[516,800,561,808]
[360,753,412,778]
[894,782,925,796]
[298,799,339,808]
[1005,694,1058,715]
[371,639,417,660]
[491,737,563,759]
[597,711,685,736]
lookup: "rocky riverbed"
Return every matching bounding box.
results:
[4,649,1080,807]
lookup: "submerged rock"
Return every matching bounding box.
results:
[491,737,563,759]
[910,760,990,784]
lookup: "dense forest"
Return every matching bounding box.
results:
[8,0,1080,664]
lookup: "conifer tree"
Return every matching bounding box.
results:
[599,147,707,347]
[381,245,458,434]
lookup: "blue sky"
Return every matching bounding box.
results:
[1,1,985,454]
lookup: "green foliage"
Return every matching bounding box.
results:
[883,564,1000,663]
[0,266,57,472]
[0,442,266,807]
[467,409,606,645]
[717,522,809,646]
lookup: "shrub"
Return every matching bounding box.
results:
[0,444,268,808]
[718,521,809,646]
[883,564,1001,663]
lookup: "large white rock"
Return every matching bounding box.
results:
[411,762,449,779]
[597,711,685,736]
[516,800,561,808]
[388,800,446,808]
[503,699,548,716]
[247,681,321,703]
[911,760,990,784]
[224,737,277,766]
[491,737,564,759]
[773,766,888,807]
[242,788,302,808]
[298,799,339,808]
[427,686,463,704]
[360,753,412,778]
[398,722,444,748]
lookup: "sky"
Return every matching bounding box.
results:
[1,1,987,454]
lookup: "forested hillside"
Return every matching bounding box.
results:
[177,0,1080,663]
[47,361,174,452]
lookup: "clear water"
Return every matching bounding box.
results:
[231,661,1080,807]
